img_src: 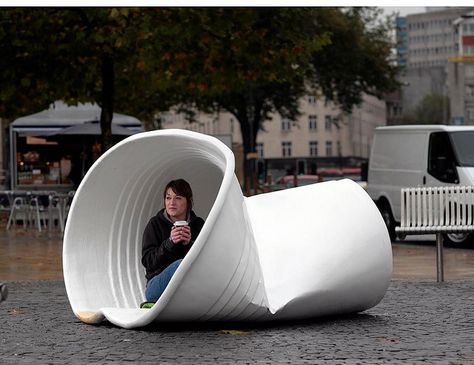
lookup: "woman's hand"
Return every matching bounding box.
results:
[170,225,192,245]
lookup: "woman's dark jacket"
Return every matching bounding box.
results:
[141,208,204,282]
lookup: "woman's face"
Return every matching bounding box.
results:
[165,188,188,221]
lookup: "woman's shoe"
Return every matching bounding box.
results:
[139,301,155,309]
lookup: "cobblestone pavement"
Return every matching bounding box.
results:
[1,280,473,364]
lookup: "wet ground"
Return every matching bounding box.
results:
[0,228,473,282]
[392,235,474,281]
[0,229,64,281]
[1,227,473,364]
[2,280,473,364]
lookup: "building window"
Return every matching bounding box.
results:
[281,118,291,132]
[466,85,474,97]
[282,141,292,157]
[325,115,332,131]
[308,115,317,131]
[307,95,317,105]
[256,143,264,159]
[326,141,333,157]
[467,108,474,120]
[309,141,318,157]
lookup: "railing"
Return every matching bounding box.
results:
[396,186,474,282]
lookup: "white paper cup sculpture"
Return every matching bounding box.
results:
[63,129,392,329]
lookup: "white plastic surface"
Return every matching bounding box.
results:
[63,129,392,329]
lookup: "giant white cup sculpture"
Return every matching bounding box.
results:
[63,129,392,329]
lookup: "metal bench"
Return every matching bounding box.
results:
[396,186,474,282]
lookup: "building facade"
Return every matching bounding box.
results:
[396,16,408,68]
[398,7,471,113]
[161,94,386,184]
[448,12,474,125]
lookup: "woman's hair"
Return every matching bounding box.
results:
[163,179,194,214]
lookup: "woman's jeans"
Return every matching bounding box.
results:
[145,259,182,302]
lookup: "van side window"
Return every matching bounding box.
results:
[428,132,459,183]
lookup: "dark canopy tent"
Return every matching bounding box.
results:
[9,101,143,190]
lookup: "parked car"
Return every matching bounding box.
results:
[318,167,366,190]
[273,174,321,190]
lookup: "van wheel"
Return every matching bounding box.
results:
[442,233,472,248]
[378,202,396,242]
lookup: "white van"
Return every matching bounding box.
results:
[367,125,474,246]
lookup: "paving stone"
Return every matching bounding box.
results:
[0,280,473,364]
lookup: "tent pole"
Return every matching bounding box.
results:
[9,126,16,190]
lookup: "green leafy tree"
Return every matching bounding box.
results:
[1,8,399,187]
[415,93,450,124]
[401,93,450,125]
[146,8,399,186]
[0,8,172,149]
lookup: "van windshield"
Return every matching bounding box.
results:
[450,131,474,167]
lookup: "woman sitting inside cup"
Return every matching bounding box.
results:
[141,179,204,307]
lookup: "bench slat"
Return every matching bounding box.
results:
[396,185,474,235]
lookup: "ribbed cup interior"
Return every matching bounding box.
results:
[63,130,229,312]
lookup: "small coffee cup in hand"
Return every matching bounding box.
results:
[171,221,191,245]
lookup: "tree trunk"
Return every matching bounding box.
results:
[100,53,114,151]
[238,111,260,195]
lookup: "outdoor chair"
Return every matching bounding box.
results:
[0,191,13,226]
[29,196,49,232]
[62,190,75,228]
[6,196,29,230]
[46,193,66,232]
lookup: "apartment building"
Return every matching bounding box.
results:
[396,17,408,68]
[160,94,386,183]
[398,7,471,112]
[448,11,474,125]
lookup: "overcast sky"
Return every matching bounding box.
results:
[381,6,426,17]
